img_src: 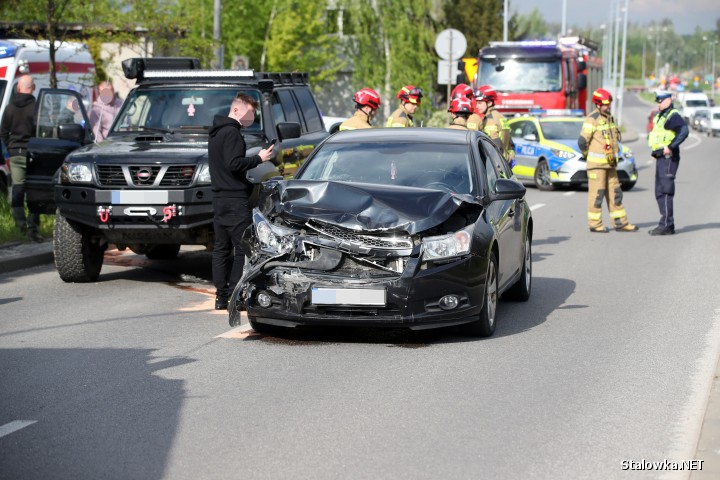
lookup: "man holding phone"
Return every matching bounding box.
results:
[208,93,274,310]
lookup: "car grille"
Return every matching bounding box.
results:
[307,221,413,250]
[96,165,125,186]
[160,166,196,186]
[96,165,196,187]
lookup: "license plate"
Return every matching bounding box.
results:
[311,288,386,306]
[111,190,169,204]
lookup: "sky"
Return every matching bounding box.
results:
[512,0,718,35]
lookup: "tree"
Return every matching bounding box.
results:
[443,0,503,59]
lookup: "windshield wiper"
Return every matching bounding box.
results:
[137,126,175,135]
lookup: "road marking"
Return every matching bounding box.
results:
[216,324,254,339]
[0,420,37,438]
[684,133,702,151]
[530,203,545,211]
[563,191,575,196]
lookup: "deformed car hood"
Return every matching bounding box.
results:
[261,180,478,234]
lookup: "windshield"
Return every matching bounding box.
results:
[111,87,262,134]
[478,59,562,93]
[540,120,582,140]
[299,142,475,195]
[686,100,709,107]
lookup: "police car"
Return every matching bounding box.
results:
[509,111,638,191]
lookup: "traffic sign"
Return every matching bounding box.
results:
[437,60,461,85]
[434,29,467,61]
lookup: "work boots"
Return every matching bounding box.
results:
[615,224,639,232]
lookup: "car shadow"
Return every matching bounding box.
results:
[0,348,191,479]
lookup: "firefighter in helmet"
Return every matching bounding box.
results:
[451,84,482,131]
[578,88,638,233]
[339,88,381,131]
[446,97,473,130]
[476,85,515,166]
[386,85,423,127]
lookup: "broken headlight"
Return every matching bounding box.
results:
[253,210,297,254]
[422,226,473,261]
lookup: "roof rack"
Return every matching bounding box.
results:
[122,57,201,80]
[255,72,309,86]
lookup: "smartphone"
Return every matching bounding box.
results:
[269,138,277,147]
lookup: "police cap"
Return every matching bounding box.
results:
[654,90,673,102]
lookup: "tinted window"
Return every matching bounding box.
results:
[481,139,511,181]
[294,87,323,132]
[510,120,528,138]
[112,87,261,133]
[277,90,301,127]
[300,142,475,195]
[540,120,582,140]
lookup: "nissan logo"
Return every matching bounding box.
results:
[135,169,153,182]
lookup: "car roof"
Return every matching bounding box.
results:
[509,116,582,123]
[325,128,476,145]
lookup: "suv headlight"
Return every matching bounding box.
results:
[253,210,297,254]
[550,148,578,160]
[623,148,634,160]
[196,164,211,184]
[60,162,93,184]
[422,226,473,261]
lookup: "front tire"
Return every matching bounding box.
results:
[534,160,555,191]
[504,235,532,301]
[54,213,105,282]
[461,252,498,337]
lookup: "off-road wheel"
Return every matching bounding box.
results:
[534,160,555,191]
[145,244,181,260]
[461,252,498,337]
[504,235,532,301]
[54,213,105,282]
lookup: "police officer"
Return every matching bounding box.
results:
[578,88,638,233]
[386,85,422,127]
[647,91,689,236]
[450,84,482,131]
[476,85,515,166]
[339,88,381,131]
[446,97,473,130]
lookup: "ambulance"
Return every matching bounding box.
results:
[0,39,96,118]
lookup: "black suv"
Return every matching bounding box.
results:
[25,57,329,282]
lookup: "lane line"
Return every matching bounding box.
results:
[563,191,575,196]
[0,420,37,438]
[216,324,254,339]
[530,203,545,211]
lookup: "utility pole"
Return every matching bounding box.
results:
[503,0,508,42]
[617,0,629,127]
[213,0,222,69]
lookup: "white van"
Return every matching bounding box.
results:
[705,106,720,137]
[0,39,96,119]
[677,91,710,123]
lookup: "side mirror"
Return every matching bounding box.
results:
[277,122,301,141]
[57,123,85,143]
[493,178,526,200]
[523,133,538,142]
[577,73,587,91]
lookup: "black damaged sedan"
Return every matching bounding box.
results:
[229,128,533,337]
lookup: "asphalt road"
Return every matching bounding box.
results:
[1,93,719,479]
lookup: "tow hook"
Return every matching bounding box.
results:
[161,205,183,223]
[98,206,112,223]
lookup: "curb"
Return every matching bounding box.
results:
[0,242,54,274]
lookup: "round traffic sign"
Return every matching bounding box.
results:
[434,29,467,60]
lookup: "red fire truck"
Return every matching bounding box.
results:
[460,36,603,114]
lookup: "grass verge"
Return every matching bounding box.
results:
[0,194,55,244]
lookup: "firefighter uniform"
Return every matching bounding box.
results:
[466,112,482,131]
[647,93,689,235]
[578,108,634,232]
[339,110,373,131]
[482,107,514,163]
[447,117,468,130]
[386,107,414,128]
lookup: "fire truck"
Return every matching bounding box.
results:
[460,37,603,114]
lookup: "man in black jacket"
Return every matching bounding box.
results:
[208,93,274,310]
[0,75,42,242]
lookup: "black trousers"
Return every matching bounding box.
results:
[211,196,252,299]
[654,155,680,230]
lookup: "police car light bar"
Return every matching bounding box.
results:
[529,108,585,116]
[143,70,255,79]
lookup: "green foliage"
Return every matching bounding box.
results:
[444,0,503,56]
[265,0,345,84]
[0,196,54,244]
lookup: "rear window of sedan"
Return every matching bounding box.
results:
[298,142,475,195]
